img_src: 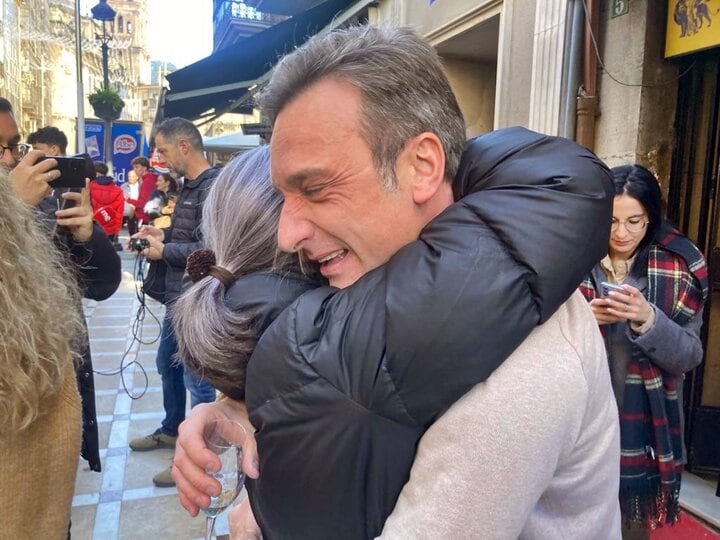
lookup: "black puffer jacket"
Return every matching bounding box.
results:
[201,270,322,401]
[245,127,614,539]
[162,167,218,304]
[37,196,123,471]
[62,225,122,471]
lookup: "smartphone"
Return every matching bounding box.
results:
[600,282,629,296]
[41,156,87,188]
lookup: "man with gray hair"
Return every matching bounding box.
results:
[173,25,621,539]
[128,117,217,487]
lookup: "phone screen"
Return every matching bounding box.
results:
[600,282,628,296]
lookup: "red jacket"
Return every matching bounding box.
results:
[127,171,157,223]
[90,178,125,236]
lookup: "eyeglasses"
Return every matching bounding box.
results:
[0,142,31,161]
[611,217,649,234]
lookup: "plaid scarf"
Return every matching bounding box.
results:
[580,227,708,528]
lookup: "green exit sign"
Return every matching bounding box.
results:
[611,0,629,18]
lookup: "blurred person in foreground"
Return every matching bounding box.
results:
[580,164,708,538]
[0,97,121,477]
[173,26,621,540]
[0,169,84,538]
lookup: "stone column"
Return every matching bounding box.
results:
[527,0,568,135]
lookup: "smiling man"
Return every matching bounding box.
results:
[172,26,621,539]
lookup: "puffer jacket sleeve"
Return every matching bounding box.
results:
[64,224,122,301]
[247,127,613,428]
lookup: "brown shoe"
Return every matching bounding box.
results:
[129,429,177,452]
[153,465,176,488]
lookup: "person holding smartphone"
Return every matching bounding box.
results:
[0,100,121,483]
[580,164,709,537]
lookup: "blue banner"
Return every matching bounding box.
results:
[84,120,144,184]
[84,120,105,161]
[111,122,144,185]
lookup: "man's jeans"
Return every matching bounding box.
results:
[184,369,216,408]
[156,313,217,436]
[157,313,185,437]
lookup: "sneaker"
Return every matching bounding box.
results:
[153,465,176,488]
[129,429,177,451]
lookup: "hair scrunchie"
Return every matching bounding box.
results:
[186,248,237,289]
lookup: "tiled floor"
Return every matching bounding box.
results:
[71,247,234,539]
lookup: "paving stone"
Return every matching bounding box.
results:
[70,504,96,540]
[119,496,204,539]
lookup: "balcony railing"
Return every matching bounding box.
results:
[213,1,286,33]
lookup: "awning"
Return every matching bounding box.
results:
[203,132,262,153]
[162,0,356,121]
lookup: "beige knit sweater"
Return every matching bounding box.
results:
[0,366,82,540]
[380,292,622,539]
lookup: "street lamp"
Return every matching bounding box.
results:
[91,0,116,90]
[91,0,116,168]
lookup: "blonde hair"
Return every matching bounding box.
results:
[0,173,84,431]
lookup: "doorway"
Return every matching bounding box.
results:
[670,50,720,472]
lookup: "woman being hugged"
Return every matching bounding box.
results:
[172,145,319,403]
[580,164,709,534]
[0,172,85,538]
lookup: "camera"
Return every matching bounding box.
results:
[129,237,150,252]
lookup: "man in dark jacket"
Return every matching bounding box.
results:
[172,26,620,539]
[1,99,121,475]
[128,117,217,487]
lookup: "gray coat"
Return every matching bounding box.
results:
[589,264,704,460]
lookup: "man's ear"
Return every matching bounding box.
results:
[178,139,190,155]
[406,132,445,205]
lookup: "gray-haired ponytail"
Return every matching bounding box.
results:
[172,146,299,399]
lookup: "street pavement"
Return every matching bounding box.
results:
[71,246,234,539]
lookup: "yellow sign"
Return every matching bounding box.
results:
[666,0,720,58]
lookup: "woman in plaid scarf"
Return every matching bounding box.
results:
[580,164,709,538]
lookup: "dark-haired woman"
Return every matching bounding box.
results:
[144,173,178,229]
[580,164,709,537]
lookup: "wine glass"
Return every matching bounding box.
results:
[202,419,247,540]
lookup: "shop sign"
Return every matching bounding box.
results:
[666,0,720,58]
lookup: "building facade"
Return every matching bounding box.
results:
[369,0,719,475]
[0,0,152,153]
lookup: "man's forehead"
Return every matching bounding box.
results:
[0,111,20,144]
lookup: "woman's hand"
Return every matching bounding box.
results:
[589,298,623,325]
[600,284,654,325]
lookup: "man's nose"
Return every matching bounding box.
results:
[0,148,17,169]
[277,198,313,254]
